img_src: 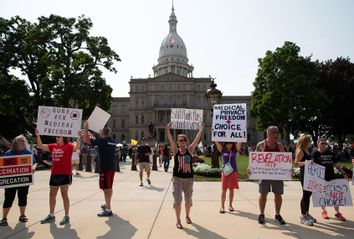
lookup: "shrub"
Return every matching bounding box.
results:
[193,163,221,177]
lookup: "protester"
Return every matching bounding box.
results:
[36,129,80,225]
[252,126,286,225]
[294,135,316,226]
[166,122,204,229]
[83,121,116,217]
[0,135,37,226]
[136,137,152,186]
[313,138,349,221]
[162,144,171,172]
[214,141,241,213]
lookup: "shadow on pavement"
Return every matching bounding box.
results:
[96,214,137,239]
[143,185,165,192]
[183,222,228,239]
[1,222,35,239]
[233,209,354,239]
[50,223,79,239]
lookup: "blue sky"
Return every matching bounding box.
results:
[1,0,354,97]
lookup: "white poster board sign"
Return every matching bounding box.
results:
[303,161,326,193]
[0,155,34,189]
[37,106,82,137]
[248,152,292,180]
[212,103,247,142]
[312,179,353,207]
[87,106,111,133]
[170,108,203,130]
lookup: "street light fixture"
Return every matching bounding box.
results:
[205,79,222,111]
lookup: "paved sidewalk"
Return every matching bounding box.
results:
[0,160,354,239]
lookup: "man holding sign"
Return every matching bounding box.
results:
[313,138,349,221]
[253,126,286,225]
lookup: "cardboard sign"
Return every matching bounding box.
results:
[87,106,111,133]
[170,108,203,130]
[303,161,326,193]
[37,106,83,137]
[312,179,353,207]
[212,104,247,142]
[0,155,34,188]
[248,152,292,180]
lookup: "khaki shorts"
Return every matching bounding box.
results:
[138,162,151,173]
[259,180,284,194]
[172,177,193,208]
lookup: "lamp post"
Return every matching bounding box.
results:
[205,79,222,168]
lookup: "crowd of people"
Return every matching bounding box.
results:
[0,124,353,230]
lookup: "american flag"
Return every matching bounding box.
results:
[178,155,191,173]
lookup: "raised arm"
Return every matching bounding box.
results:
[83,121,92,145]
[214,141,222,153]
[188,123,204,154]
[236,142,242,152]
[166,123,177,155]
[35,129,50,152]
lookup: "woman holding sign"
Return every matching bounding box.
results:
[35,129,80,225]
[294,135,316,226]
[166,122,204,229]
[214,141,241,213]
[314,138,348,221]
[0,135,37,227]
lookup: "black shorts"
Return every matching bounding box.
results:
[49,175,72,187]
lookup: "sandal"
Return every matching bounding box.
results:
[186,217,192,224]
[229,206,235,212]
[176,221,183,229]
[0,218,8,226]
[19,215,28,223]
[219,208,225,214]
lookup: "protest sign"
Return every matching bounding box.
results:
[248,152,292,180]
[87,106,111,133]
[0,155,33,189]
[212,103,247,142]
[37,106,82,137]
[312,179,353,207]
[303,161,326,193]
[170,108,203,130]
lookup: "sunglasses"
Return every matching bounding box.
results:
[178,139,186,142]
[320,142,326,145]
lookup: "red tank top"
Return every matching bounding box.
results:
[263,139,280,152]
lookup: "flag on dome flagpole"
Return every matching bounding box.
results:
[131,139,138,146]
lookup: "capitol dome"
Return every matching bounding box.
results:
[153,6,194,77]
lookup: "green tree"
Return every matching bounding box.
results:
[318,57,354,148]
[250,41,328,143]
[0,15,120,138]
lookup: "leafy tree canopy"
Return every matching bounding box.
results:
[0,15,120,139]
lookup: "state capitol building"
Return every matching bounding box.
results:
[107,6,261,146]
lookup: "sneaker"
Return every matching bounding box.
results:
[306,214,317,223]
[258,214,265,224]
[275,214,286,225]
[59,216,70,225]
[0,218,8,226]
[101,204,107,210]
[41,215,55,224]
[147,178,151,185]
[75,172,80,176]
[139,182,143,187]
[97,209,113,217]
[300,216,313,226]
[322,210,329,219]
[335,212,346,221]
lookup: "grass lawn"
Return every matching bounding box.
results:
[196,155,353,182]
